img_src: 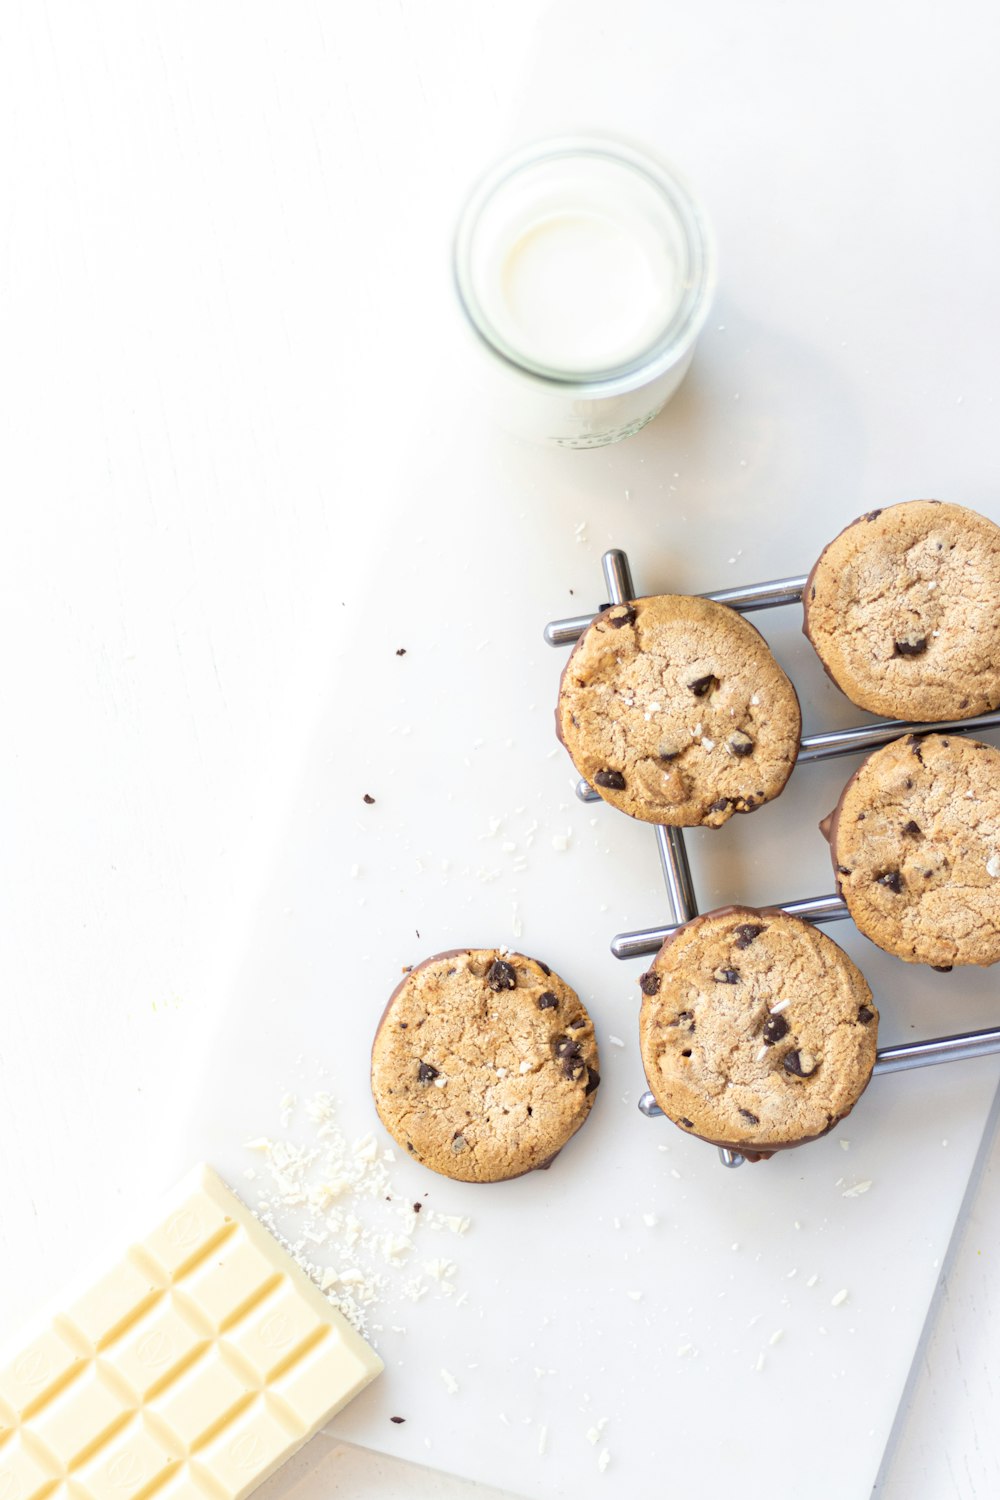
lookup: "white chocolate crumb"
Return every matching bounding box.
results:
[769,1329,784,1346]
[642,1213,659,1228]
[552,833,571,852]
[498,1413,509,1426]
[626,1290,643,1302]
[987,854,1000,877]
[597,1449,611,1474]
[676,1342,696,1357]
[756,1046,768,1062]
[750,693,760,706]
[840,1139,851,1150]
[350,863,361,878]
[519,1060,532,1074]
[440,1368,459,1394]
[769,999,789,1015]
[538,1425,548,1456]
[701,737,716,752]
[608,1035,625,1048]
[754,1352,766,1372]
[670,1168,681,1180]
[806,1273,819,1288]
[586,1418,609,1445]
[831,1288,849,1307]
[842,1181,873,1198]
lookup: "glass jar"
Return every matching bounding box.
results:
[453,136,715,449]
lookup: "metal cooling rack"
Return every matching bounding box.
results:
[546,548,1000,1167]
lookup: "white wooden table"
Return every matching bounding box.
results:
[2,3,999,1495]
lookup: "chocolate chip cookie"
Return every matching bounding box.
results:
[638,907,877,1159]
[823,732,1000,967]
[803,500,1000,721]
[371,948,600,1182]
[556,594,802,827]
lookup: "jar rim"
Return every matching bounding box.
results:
[453,135,716,393]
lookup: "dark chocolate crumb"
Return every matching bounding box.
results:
[395,648,407,656]
[762,1014,790,1045]
[639,970,662,995]
[417,1062,439,1085]
[486,959,517,991]
[876,870,904,893]
[569,1016,586,1029]
[537,991,559,1010]
[679,1117,694,1128]
[584,1067,600,1095]
[739,1108,760,1124]
[707,797,733,814]
[658,746,681,762]
[863,508,883,522]
[893,635,927,658]
[412,1202,422,1213]
[363,793,376,804]
[907,735,925,763]
[714,967,740,984]
[837,864,852,876]
[681,1048,692,1058]
[933,964,954,973]
[594,768,627,791]
[857,1006,875,1024]
[810,583,816,600]
[390,1416,406,1424]
[688,674,719,697]
[734,923,766,949]
[903,820,922,838]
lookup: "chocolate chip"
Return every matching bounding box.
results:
[810,583,816,600]
[857,1006,875,1024]
[594,768,627,790]
[395,648,407,656]
[451,1133,467,1151]
[363,793,376,804]
[399,1021,408,1028]
[486,959,517,991]
[783,1049,817,1077]
[903,820,922,837]
[553,1035,585,1080]
[933,964,953,973]
[658,745,681,762]
[584,1067,601,1095]
[390,1416,406,1424]
[538,961,551,975]
[762,1014,789,1045]
[837,864,852,876]
[607,604,637,628]
[569,1016,586,1029]
[679,1117,694,1128]
[639,970,661,995]
[907,735,925,763]
[707,797,732,814]
[863,508,883,522]
[681,1048,692,1058]
[688,674,719,697]
[739,1108,760,1124]
[734,923,765,949]
[537,991,559,1010]
[904,778,914,790]
[417,1062,439,1084]
[876,870,904,893]
[894,635,927,657]
[713,967,740,984]
[728,730,754,757]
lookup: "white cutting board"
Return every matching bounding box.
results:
[152,5,1000,1497]
[170,387,1000,1500]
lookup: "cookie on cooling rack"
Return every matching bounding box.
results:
[822,732,1000,968]
[803,500,1000,721]
[555,594,801,827]
[371,948,600,1182]
[637,906,878,1160]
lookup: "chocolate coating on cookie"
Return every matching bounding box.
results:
[371,948,600,1183]
[803,500,1000,721]
[822,732,1000,967]
[638,907,877,1158]
[556,594,801,827]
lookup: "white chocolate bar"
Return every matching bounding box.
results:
[0,1165,382,1500]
